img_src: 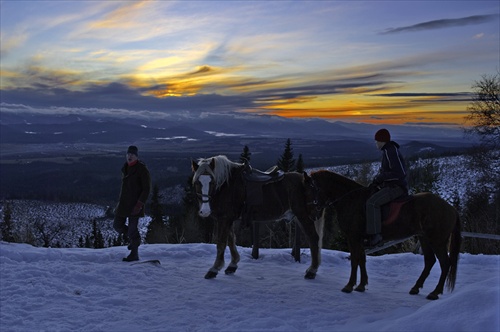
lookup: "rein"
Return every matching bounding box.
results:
[324,186,366,208]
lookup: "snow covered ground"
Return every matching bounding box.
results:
[1,242,498,332]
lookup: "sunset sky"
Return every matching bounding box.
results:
[1,0,499,126]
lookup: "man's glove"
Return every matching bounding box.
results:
[132,201,143,215]
[373,174,383,184]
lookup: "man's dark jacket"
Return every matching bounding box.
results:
[374,141,408,190]
[115,161,151,217]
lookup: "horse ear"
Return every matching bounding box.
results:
[209,157,216,170]
[191,159,199,172]
[303,171,311,182]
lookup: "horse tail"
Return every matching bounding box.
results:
[446,212,462,292]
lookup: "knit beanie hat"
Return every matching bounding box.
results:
[127,145,139,156]
[374,129,391,142]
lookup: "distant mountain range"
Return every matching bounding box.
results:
[0,110,471,146]
[0,110,478,202]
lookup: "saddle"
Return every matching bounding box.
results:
[243,164,284,205]
[243,165,284,183]
[382,194,414,226]
[241,164,284,226]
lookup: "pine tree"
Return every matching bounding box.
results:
[295,154,304,173]
[146,185,169,244]
[113,234,124,247]
[277,138,296,172]
[409,158,440,194]
[240,145,252,163]
[0,201,15,242]
[85,235,91,248]
[92,219,104,249]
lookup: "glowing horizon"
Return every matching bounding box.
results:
[1,1,498,126]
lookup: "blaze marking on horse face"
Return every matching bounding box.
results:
[198,174,212,217]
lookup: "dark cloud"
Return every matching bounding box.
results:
[0,82,256,114]
[405,121,461,126]
[0,68,469,118]
[371,92,470,97]
[249,80,394,102]
[381,14,498,34]
[0,71,402,114]
[189,65,213,75]
[370,92,473,103]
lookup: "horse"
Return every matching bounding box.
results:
[303,170,462,300]
[191,155,324,279]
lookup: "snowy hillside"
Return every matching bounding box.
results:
[1,200,151,248]
[312,154,498,206]
[0,242,498,332]
[1,153,497,249]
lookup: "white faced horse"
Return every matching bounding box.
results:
[192,155,324,279]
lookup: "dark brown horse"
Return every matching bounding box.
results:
[191,155,324,279]
[304,170,461,300]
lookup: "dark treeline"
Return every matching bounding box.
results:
[1,142,499,255]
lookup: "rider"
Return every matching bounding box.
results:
[365,129,408,247]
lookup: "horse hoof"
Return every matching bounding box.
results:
[426,293,439,300]
[204,271,218,279]
[341,287,353,293]
[409,287,420,295]
[224,266,237,275]
[304,271,316,279]
[354,285,365,292]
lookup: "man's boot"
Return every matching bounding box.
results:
[123,247,139,262]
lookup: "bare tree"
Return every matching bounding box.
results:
[33,218,68,248]
[464,71,500,149]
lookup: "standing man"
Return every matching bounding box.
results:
[365,129,408,247]
[114,145,151,261]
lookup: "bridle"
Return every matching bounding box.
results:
[305,177,325,220]
[194,171,215,205]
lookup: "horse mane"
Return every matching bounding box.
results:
[311,169,363,189]
[196,155,243,190]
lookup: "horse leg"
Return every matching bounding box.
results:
[343,260,358,293]
[205,221,230,279]
[292,222,301,262]
[426,244,451,300]
[343,240,361,293]
[355,250,368,292]
[297,217,321,279]
[409,238,436,295]
[225,224,240,275]
[251,221,260,259]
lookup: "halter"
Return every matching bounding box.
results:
[193,156,240,218]
[194,170,215,202]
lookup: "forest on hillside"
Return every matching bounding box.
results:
[1,147,498,255]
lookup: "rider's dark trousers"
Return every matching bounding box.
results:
[366,186,405,235]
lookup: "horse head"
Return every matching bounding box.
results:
[303,172,326,220]
[192,155,243,218]
[192,157,217,217]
